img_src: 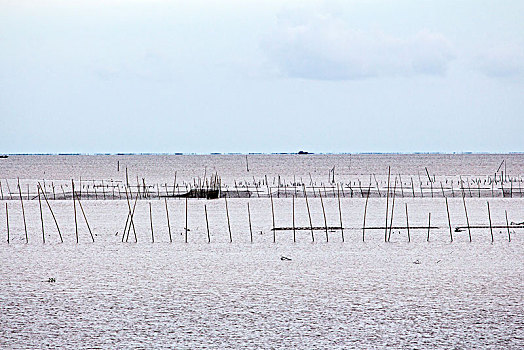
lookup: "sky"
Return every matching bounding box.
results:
[1,0,523,154]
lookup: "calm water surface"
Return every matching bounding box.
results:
[0,154,523,349]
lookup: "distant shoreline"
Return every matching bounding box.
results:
[1,152,522,156]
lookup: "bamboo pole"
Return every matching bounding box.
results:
[38,185,45,243]
[165,198,172,243]
[462,195,472,242]
[123,187,136,242]
[304,185,314,242]
[405,203,410,242]
[427,212,431,242]
[362,186,370,242]
[225,197,232,243]
[75,193,95,243]
[5,203,9,243]
[487,201,493,243]
[387,177,397,242]
[292,195,296,243]
[38,183,63,243]
[337,184,344,242]
[0,180,3,200]
[270,192,276,242]
[247,202,253,244]
[385,166,391,241]
[72,180,79,243]
[17,178,28,243]
[445,198,453,242]
[126,194,139,243]
[505,210,511,242]
[319,190,328,242]
[204,204,211,243]
[185,197,188,243]
[149,202,154,243]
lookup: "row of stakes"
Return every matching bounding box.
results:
[2,172,520,245]
[1,167,524,201]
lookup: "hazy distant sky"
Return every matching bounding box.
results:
[1,0,523,154]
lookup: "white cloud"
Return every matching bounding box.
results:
[476,44,524,78]
[264,11,455,80]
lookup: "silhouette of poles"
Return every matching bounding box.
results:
[17,178,28,243]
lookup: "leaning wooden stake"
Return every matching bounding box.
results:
[362,187,370,242]
[487,201,493,243]
[505,210,511,242]
[405,203,410,242]
[337,184,344,242]
[319,190,329,242]
[164,198,172,243]
[462,195,472,242]
[75,193,95,242]
[39,184,63,243]
[125,194,139,243]
[5,203,9,244]
[427,213,431,242]
[149,202,154,243]
[247,202,253,243]
[72,180,79,243]
[38,186,45,243]
[304,185,314,242]
[445,197,453,242]
[387,178,397,242]
[225,197,232,243]
[205,204,211,243]
[17,178,28,243]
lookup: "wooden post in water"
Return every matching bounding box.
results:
[292,195,296,243]
[17,178,28,243]
[38,186,45,243]
[149,202,154,243]
[126,194,139,243]
[462,196,472,242]
[445,198,453,242]
[75,193,95,243]
[204,204,211,243]
[72,180,78,243]
[304,185,314,242]
[427,212,431,242]
[164,198,172,243]
[319,190,328,242]
[385,166,391,242]
[387,178,397,242]
[185,197,188,243]
[225,197,232,243]
[123,187,136,242]
[362,187,370,242]
[246,202,253,243]
[337,184,344,242]
[39,183,63,243]
[487,201,493,243]
[405,203,410,242]
[505,210,511,242]
[5,203,9,244]
[270,192,276,242]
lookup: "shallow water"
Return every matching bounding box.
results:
[0,154,523,349]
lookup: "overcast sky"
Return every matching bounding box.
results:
[1,0,523,154]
